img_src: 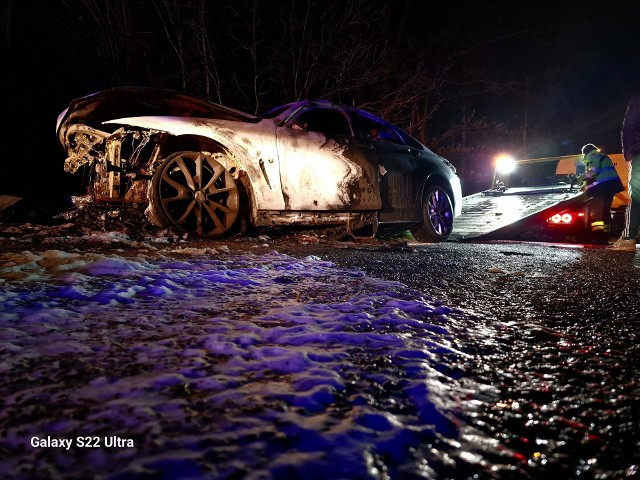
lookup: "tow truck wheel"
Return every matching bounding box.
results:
[148,151,240,238]
[412,183,454,243]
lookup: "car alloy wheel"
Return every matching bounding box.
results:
[149,151,239,237]
[427,185,454,237]
[412,183,454,242]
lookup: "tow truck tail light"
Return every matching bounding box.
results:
[548,211,585,225]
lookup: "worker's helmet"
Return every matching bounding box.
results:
[581,143,598,155]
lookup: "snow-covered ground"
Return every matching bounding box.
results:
[0,229,505,479]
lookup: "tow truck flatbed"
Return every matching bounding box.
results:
[449,185,589,242]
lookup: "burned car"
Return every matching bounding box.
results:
[56,87,462,241]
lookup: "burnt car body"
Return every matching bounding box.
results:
[56,87,462,241]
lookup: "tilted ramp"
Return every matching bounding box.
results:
[448,187,590,242]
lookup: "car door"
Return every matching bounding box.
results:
[275,105,381,211]
[356,114,423,219]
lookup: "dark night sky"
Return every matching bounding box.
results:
[3,0,640,217]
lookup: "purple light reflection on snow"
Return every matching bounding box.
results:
[0,248,491,479]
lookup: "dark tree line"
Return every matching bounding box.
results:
[8,0,538,154]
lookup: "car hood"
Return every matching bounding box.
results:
[56,86,257,138]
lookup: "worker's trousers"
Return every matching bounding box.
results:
[586,177,624,231]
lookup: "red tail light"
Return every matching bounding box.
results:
[549,212,574,224]
[547,211,585,225]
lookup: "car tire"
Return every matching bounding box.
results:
[148,151,240,237]
[411,183,454,243]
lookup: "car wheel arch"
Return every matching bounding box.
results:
[420,174,455,209]
[147,135,259,237]
[154,134,257,210]
[155,134,239,168]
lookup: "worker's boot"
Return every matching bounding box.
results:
[607,236,637,252]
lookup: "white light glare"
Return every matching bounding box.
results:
[495,154,516,175]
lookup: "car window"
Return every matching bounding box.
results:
[288,107,352,136]
[395,128,425,150]
[357,114,404,146]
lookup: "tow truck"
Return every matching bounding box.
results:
[449,153,629,243]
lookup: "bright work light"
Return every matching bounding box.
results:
[495,154,516,175]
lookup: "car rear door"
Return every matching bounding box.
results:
[355,114,423,220]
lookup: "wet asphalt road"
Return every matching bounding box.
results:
[274,238,640,479]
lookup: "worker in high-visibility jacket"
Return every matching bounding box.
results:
[579,143,624,236]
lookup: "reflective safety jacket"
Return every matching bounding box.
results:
[582,150,623,190]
